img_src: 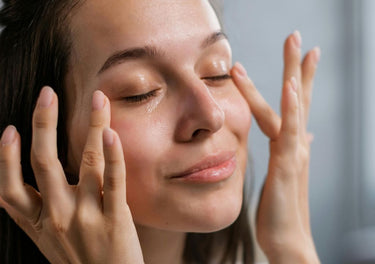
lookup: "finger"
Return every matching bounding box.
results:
[279,78,299,150]
[78,91,111,207]
[283,31,303,128]
[102,128,127,218]
[301,47,321,123]
[0,126,42,221]
[30,87,67,203]
[231,63,281,140]
[283,31,302,88]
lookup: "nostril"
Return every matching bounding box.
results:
[192,129,203,138]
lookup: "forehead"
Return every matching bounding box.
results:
[69,0,221,76]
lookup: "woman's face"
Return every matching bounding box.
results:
[65,0,251,232]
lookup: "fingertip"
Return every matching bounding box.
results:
[284,30,302,53]
[232,62,256,91]
[313,46,321,64]
[33,86,59,131]
[292,30,302,48]
[103,128,114,147]
[89,91,111,128]
[233,62,247,78]
[92,90,107,111]
[37,86,55,108]
[1,125,17,147]
[103,128,124,160]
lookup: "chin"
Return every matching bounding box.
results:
[160,181,245,234]
[187,194,243,233]
[130,187,244,234]
[186,170,245,233]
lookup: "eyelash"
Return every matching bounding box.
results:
[123,74,231,103]
[202,74,232,82]
[123,90,158,103]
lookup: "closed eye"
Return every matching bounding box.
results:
[201,74,232,82]
[123,90,158,103]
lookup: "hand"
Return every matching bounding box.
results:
[231,31,321,263]
[0,88,144,263]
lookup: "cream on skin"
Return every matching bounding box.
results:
[64,0,251,262]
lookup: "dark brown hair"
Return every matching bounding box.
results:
[0,1,254,263]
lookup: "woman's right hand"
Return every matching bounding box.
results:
[0,87,144,263]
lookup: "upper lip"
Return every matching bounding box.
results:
[169,151,236,179]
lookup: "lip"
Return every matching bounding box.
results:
[169,152,237,183]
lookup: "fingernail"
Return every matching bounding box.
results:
[103,128,114,146]
[1,125,16,146]
[290,76,298,92]
[234,62,247,77]
[92,91,106,110]
[313,46,321,63]
[293,30,302,48]
[38,86,54,108]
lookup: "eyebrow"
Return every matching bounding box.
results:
[97,31,228,75]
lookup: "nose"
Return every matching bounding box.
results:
[174,81,225,142]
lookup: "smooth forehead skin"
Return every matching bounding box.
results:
[69,0,222,86]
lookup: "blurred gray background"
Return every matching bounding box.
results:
[221,0,375,263]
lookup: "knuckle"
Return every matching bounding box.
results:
[104,175,120,192]
[52,222,67,234]
[0,148,17,168]
[33,113,50,129]
[270,162,291,179]
[89,114,105,128]
[106,156,121,167]
[289,126,299,136]
[284,124,298,136]
[31,152,55,174]
[89,120,104,128]
[48,218,68,235]
[0,154,10,168]
[75,207,100,229]
[82,149,103,167]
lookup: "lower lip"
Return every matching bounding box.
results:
[171,157,237,183]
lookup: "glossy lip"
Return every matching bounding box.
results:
[169,151,237,183]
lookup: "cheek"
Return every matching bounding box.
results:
[109,110,171,190]
[109,109,176,224]
[221,88,252,143]
[110,113,168,170]
[219,87,251,173]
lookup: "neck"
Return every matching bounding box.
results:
[136,225,186,264]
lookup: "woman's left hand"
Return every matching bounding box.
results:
[231,31,321,263]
